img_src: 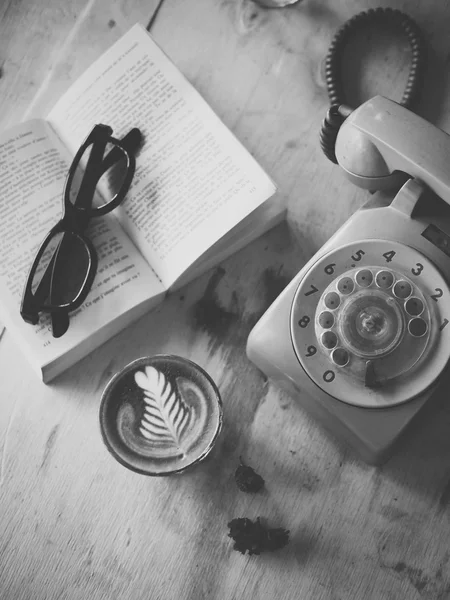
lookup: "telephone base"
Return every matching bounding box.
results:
[247,180,450,465]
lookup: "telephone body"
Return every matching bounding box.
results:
[246,96,450,464]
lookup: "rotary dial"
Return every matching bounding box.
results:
[290,240,450,408]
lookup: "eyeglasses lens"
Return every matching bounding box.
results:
[31,231,91,307]
[69,142,129,209]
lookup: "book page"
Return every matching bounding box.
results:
[0,119,164,370]
[47,23,277,289]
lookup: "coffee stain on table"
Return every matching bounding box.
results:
[192,264,289,343]
[260,265,290,312]
[377,518,450,597]
[391,562,430,594]
[239,0,269,32]
[379,504,408,523]
[192,267,239,340]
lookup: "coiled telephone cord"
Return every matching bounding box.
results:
[320,7,426,164]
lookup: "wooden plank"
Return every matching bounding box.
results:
[0,0,162,128]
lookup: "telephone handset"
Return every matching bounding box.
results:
[247,95,450,464]
[335,95,450,198]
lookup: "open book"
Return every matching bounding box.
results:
[0,24,283,383]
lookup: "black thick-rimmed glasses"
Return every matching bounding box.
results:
[20,123,141,338]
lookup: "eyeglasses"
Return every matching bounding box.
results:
[20,123,141,338]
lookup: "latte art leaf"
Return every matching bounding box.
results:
[135,366,192,453]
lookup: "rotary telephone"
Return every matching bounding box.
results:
[246,95,450,464]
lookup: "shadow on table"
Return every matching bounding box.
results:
[380,374,450,504]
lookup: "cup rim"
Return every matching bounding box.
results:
[99,354,223,476]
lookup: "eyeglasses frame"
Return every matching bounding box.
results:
[20,124,139,329]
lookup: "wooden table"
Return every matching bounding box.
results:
[2,1,450,598]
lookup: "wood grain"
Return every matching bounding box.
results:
[2,0,450,599]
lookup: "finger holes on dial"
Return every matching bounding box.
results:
[355,269,373,287]
[337,277,354,295]
[322,331,338,349]
[375,270,394,289]
[318,311,334,329]
[408,317,428,337]
[324,292,340,310]
[331,347,350,367]
[393,280,412,299]
[405,297,424,316]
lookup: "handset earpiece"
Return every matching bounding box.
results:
[335,95,450,201]
[334,119,407,191]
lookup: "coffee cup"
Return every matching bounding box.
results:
[99,355,223,475]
